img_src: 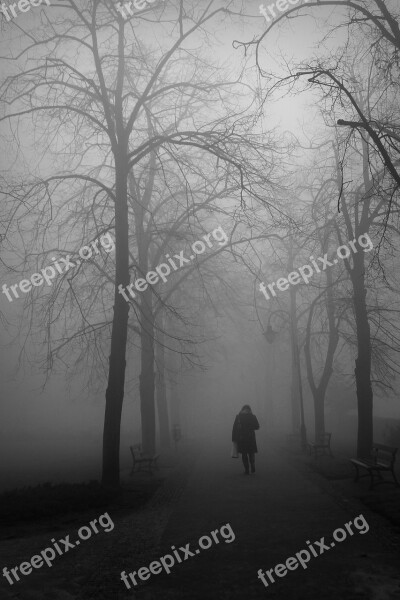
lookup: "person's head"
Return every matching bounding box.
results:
[240,405,252,414]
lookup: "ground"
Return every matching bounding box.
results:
[1,437,399,600]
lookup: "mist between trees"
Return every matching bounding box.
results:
[1,0,400,495]
[259,233,374,301]
[117,225,228,302]
[116,0,163,20]
[0,0,51,23]
[2,232,115,302]
[259,0,310,24]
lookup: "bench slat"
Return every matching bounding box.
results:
[307,433,333,458]
[373,443,397,454]
[129,445,159,475]
[350,444,399,490]
[351,460,389,471]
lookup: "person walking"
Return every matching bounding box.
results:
[232,405,260,475]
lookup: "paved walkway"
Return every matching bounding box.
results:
[1,439,400,600]
[0,449,195,600]
[135,438,400,600]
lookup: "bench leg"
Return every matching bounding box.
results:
[352,463,360,482]
[131,459,155,475]
[368,470,375,490]
[391,469,399,487]
[140,460,151,474]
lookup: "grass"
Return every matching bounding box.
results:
[0,479,160,537]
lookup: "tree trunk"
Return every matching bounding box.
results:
[102,150,130,488]
[304,253,338,443]
[168,354,181,432]
[169,390,181,431]
[140,287,156,455]
[265,355,275,434]
[314,391,325,440]
[351,252,373,458]
[130,163,157,456]
[333,139,373,459]
[289,284,301,432]
[155,322,171,448]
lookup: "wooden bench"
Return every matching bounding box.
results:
[308,432,333,458]
[129,445,159,475]
[350,443,399,490]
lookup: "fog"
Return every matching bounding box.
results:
[2,291,400,492]
[1,7,400,599]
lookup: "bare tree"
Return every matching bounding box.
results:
[0,0,275,486]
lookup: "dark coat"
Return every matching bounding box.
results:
[232,412,260,454]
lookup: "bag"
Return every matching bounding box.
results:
[231,441,238,458]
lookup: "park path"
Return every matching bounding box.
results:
[134,437,400,600]
[0,448,196,600]
[1,438,400,600]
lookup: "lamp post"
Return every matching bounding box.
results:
[262,325,276,432]
[263,311,308,452]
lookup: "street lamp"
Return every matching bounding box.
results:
[261,324,276,433]
[263,312,308,452]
